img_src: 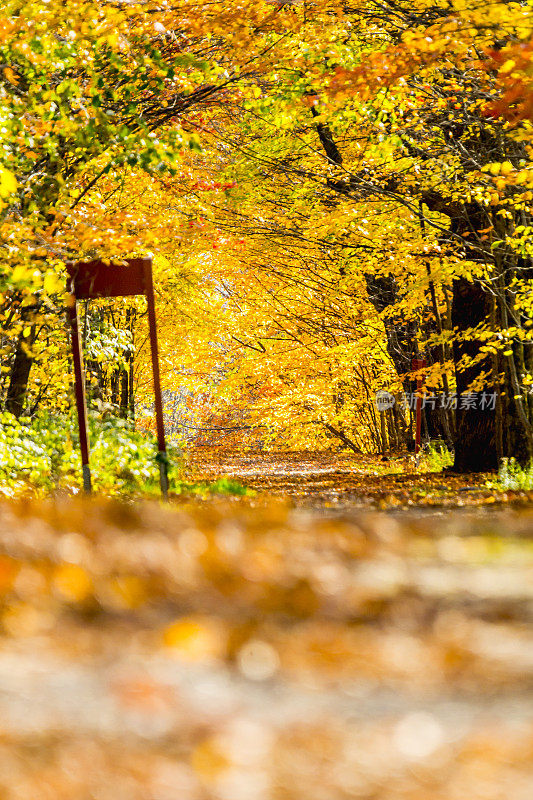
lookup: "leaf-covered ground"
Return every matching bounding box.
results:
[192,449,533,510]
[0,452,532,799]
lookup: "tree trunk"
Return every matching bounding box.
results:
[119,367,129,418]
[5,323,36,418]
[322,422,361,453]
[451,278,498,472]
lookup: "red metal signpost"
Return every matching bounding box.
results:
[411,357,426,458]
[66,257,168,498]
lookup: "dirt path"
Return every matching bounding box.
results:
[191,449,533,511]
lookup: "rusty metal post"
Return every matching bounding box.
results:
[67,299,92,493]
[67,257,168,498]
[412,357,426,463]
[144,261,168,499]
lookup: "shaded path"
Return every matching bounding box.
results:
[192,449,533,512]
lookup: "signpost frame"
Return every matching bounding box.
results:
[66,257,168,498]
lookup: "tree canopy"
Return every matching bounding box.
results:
[1,0,533,475]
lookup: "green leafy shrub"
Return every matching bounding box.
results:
[423,440,454,472]
[0,412,249,498]
[493,458,533,491]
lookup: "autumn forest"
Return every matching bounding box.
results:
[0,0,532,478]
[1,2,533,798]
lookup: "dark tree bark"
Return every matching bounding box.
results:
[451,278,498,471]
[322,421,361,452]
[119,367,129,418]
[5,322,36,418]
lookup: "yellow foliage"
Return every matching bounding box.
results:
[53,564,93,603]
[163,616,226,660]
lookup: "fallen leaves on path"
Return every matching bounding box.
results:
[0,485,532,799]
[191,449,533,510]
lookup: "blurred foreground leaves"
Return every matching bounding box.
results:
[0,495,532,799]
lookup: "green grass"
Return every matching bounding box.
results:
[206,477,251,496]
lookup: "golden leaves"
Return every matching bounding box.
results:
[53,563,93,603]
[163,616,226,660]
[0,489,531,797]
[0,166,17,210]
[484,38,533,123]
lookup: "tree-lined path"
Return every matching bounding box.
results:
[2,0,533,482]
[2,1,533,797]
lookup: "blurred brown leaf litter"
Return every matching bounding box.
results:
[0,493,532,799]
